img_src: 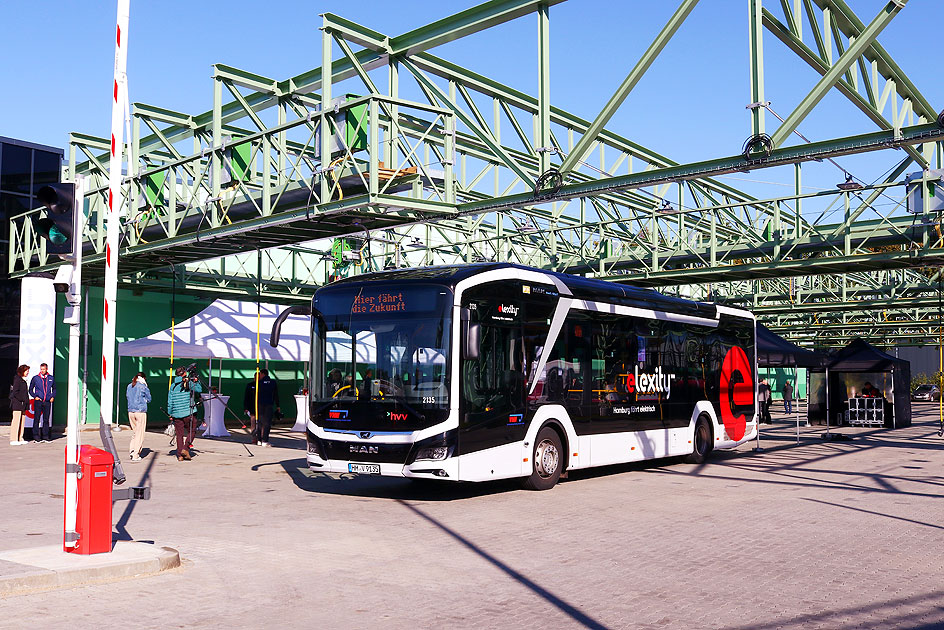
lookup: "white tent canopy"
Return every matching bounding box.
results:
[325,331,377,364]
[118,299,311,361]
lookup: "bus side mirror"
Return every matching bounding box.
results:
[465,323,480,360]
[270,304,312,347]
[460,307,480,360]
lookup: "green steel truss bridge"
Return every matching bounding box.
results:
[9,0,944,348]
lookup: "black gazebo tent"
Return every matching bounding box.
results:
[810,338,911,428]
[755,325,827,440]
[757,324,826,368]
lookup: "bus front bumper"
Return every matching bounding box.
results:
[306,453,459,479]
[307,426,459,479]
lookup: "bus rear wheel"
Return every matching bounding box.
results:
[684,416,713,464]
[522,427,563,490]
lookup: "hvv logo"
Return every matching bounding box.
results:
[387,411,408,422]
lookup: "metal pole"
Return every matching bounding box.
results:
[825,367,831,437]
[115,355,122,426]
[796,368,800,444]
[890,367,895,429]
[81,286,89,425]
[753,367,762,452]
[806,369,810,431]
[98,0,130,485]
[748,0,765,138]
[63,175,86,549]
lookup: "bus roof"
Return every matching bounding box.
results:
[322,263,726,320]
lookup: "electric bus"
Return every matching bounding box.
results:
[275,263,757,490]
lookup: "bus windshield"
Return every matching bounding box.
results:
[314,285,452,411]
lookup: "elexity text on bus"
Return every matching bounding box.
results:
[272,263,757,490]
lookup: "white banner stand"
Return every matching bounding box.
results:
[20,276,56,433]
[292,394,308,432]
[200,394,230,437]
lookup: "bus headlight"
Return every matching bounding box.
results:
[306,430,325,458]
[415,446,449,461]
[408,429,456,464]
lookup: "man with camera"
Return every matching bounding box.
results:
[167,365,203,461]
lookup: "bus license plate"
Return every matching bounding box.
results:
[349,463,380,475]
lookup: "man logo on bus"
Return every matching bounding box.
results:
[720,346,753,441]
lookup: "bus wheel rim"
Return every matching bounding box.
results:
[535,439,559,478]
[696,424,708,455]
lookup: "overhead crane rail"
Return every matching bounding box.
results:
[11,116,944,283]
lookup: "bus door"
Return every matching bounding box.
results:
[459,293,527,455]
[590,314,637,433]
[555,313,593,434]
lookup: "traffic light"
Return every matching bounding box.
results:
[34,183,77,258]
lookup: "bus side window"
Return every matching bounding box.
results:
[565,366,581,400]
[545,366,563,401]
[565,318,591,410]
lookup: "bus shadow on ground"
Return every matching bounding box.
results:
[265,453,744,499]
[263,457,523,501]
[722,588,944,630]
[258,414,944,499]
[553,449,746,485]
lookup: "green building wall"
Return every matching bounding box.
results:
[52,287,306,428]
[758,367,808,401]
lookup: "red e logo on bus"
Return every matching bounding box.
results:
[720,346,753,441]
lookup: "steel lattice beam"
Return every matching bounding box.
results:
[11,0,944,347]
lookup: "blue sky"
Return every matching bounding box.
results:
[2,0,940,203]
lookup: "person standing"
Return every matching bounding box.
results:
[758,378,772,424]
[783,380,794,415]
[253,368,280,447]
[167,366,203,461]
[125,372,151,462]
[9,365,30,445]
[28,362,55,443]
[243,376,257,440]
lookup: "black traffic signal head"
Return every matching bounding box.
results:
[34,183,76,257]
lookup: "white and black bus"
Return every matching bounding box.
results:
[277,263,757,490]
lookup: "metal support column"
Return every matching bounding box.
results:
[748,0,766,137]
[320,18,334,203]
[537,1,551,175]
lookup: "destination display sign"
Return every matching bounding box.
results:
[316,285,450,318]
[351,291,408,314]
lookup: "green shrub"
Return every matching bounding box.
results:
[912,372,944,391]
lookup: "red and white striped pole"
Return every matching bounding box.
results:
[99,0,130,485]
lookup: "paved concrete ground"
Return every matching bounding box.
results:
[1,407,942,629]
[0,541,179,596]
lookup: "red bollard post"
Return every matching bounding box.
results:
[65,445,114,554]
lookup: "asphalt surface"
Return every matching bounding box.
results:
[1,406,943,629]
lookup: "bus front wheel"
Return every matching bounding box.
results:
[684,416,713,464]
[522,427,563,490]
